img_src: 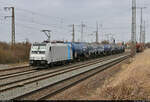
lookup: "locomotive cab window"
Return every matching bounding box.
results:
[49,47,51,51]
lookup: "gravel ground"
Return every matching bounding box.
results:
[47,49,150,100]
[47,55,130,100]
[0,64,10,69]
[90,49,150,100]
[0,62,28,70]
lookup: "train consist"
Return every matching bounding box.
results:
[136,43,144,53]
[29,42,125,67]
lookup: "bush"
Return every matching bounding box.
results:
[145,43,150,48]
[101,40,109,44]
[0,41,31,64]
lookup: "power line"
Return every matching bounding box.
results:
[15,7,71,30]
[16,7,64,21]
[15,11,62,26]
[16,17,57,28]
[14,15,70,31]
[16,22,41,31]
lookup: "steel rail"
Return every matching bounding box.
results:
[0,53,122,91]
[41,55,129,100]
[0,67,36,78]
[0,65,29,72]
[0,53,127,78]
[0,53,126,87]
[15,54,129,100]
[0,53,129,100]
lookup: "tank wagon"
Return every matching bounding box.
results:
[97,44,105,55]
[136,43,144,52]
[29,42,125,67]
[65,42,89,59]
[87,43,104,57]
[103,44,112,55]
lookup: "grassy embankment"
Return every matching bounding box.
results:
[0,41,31,64]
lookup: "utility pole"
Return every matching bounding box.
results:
[41,30,51,43]
[143,20,146,44]
[105,34,109,42]
[105,33,113,43]
[140,8,143,43]
[138,7,147,43]
[4,7,15,48]
[68,24,75,42]
[131,0,136,57]
[72,24,75,42]
[81,22,86,42]
[96,22,99,43]
[25,38,29,59]
[110,35,115,44]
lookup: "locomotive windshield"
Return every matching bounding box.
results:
[32,44,46,50]
[31,43,47,54]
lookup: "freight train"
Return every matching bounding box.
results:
[136,43,144,52]
[29,42,125,67]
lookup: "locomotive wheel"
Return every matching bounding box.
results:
[103,52,107,56]
[74,52,78,59]
[50,63,54,67]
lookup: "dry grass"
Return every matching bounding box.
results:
[0,41,31,64]
[100,77,149,100]
[88,49,150,100]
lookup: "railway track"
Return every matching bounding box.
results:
[0,53,126,79]
[0,66,36,78]
[0,53,130,100]
[0,54,124,90]
[0,65,29,72]
[0,53,128,79]
[37,55,129,100]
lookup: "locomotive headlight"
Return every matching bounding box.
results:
[41,57,46,60]
[30,57,34,60]
[29,60,34,64]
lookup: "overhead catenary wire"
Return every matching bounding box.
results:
[1,6,71,32]
[16,17,58,28]
[15,7,65,22]
[1,1,143,43]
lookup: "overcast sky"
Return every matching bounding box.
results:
[0,0,149,43]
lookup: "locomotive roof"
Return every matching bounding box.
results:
[32,42,71,47]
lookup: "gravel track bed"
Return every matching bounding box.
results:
[0,55,118,92]
[0,67,35,77]
[0,54,128,100]
[15,54,129,100]
[0,53,125,88]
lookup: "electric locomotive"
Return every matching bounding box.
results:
[29,42,73,66]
